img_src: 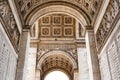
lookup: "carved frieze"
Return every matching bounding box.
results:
[37,43,77,63]
[17,0,101,18]
[96,0,120,51]
[0,0,20,47]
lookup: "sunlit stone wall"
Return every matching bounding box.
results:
[99,20,120,80]
[0,22,18,80]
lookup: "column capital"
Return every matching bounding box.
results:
[22,25,31,32]
[85,25,94,31]
[23,25,31,29]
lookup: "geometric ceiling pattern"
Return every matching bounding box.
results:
[30,14,75,38]
[41,55,73,79]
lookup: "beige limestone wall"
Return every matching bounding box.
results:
[77,48,89,80]
[25,48,37,80]
[0,22,18,80]
[99,19,120,80]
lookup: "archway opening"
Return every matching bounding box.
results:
[44,71,70,80]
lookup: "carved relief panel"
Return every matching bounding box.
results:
[96,0,120,51]
[0,0,20,47]
[17,0,102,18]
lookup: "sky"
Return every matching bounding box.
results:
[44,71,69,80]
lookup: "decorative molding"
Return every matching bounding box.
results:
[16,0,102,22]
[0,0,20,52]
[96,0,120,52]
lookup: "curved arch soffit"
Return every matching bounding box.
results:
[38,50,78,69]
[26,5,90,29]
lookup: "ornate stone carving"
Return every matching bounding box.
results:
[16,0,101,18]
[52,27,62,36]
[40,55,73,77]
[64,27,73,36]
[96,0,120,50]
[53,16,61,25]
[37,43,78,66]
[39,14,75,38]
[0,0,20,46]
[41,27,50,36]
[41,16,50,25]
[64,16,73,25]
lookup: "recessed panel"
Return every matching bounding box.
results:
[41,27,50,36]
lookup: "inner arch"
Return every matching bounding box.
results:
[26,5,89,29]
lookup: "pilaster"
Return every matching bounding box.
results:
[15,29,30,80]
[85,26,101,80]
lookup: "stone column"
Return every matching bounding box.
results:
[77,46,89,80]
[85,27,101,80]
[15,29,30,80]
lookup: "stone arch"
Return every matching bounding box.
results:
[37,50,78,69]
[38,50,76,80]
[25,2,91,29]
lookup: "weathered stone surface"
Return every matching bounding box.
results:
[99,52,111,80]
[77,48,89,80]
[99,20,120,80]
[0,22,18,80]
[15,29,30,80]
[85,29,101,80]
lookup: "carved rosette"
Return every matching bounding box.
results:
[0,0,20,48]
